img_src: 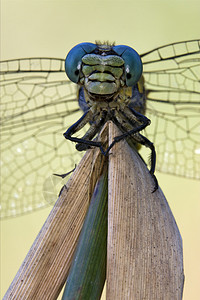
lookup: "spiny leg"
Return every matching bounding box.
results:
[106,107,151,154]
[63,109,106,153]
[64,110,101,148]
[132,132,158,192]
[76,112,107,151]
[110,109,158,192]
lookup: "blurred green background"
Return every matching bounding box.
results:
[1,0,199,299]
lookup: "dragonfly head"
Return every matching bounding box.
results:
[65,42,143,99]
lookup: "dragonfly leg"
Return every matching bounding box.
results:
[75,114,107,151]
[63,110,106,153]
[108,108,158,192]
[106,107,151,154]
[53,165,76,179]
[134,133,158,192]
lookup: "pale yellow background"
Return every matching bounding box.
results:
[1,0,200,299]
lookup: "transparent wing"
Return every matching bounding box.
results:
[141,40,200,179]
[0,58,83,218]
[1,41,200,218]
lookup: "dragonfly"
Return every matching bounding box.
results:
[0,40,200,219]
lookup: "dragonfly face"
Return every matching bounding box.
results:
[65,43,144,114]
[65,42,143,97]
[0,40,199,218]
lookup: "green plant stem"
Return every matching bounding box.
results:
[62,168,108,300]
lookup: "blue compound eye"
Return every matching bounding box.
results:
[113,45,143,86]
[65,42,97,83]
